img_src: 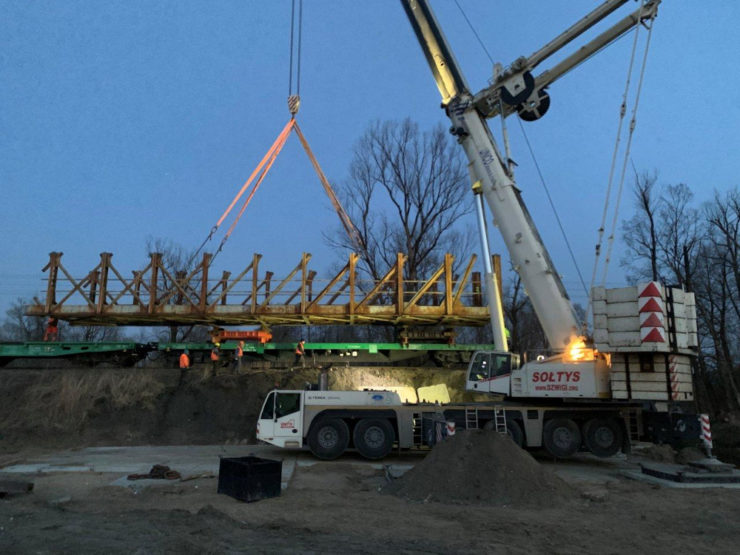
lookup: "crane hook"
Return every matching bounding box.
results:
[288,94,301,116]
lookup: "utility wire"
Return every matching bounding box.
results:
[517,117,589,301]
[455,0,588,307]
[454,0,494,65]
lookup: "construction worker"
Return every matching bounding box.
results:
[233,340,244,374]
[207,343,221,378]
[179,349,191,370]
[293,339,306,369]
[43,317,59,342]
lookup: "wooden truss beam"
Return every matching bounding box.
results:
[27,251,490,328]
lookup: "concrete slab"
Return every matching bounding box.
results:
[1,445,278,474]
[0,444,298,491]
[639,461,740,484]
[3,443,733,491]
[622,470,740,489]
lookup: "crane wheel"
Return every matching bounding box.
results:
[353,418,395,460]
[499,70,536,106]
[483,419,524,447]
[583,417,623,458]
[307,417,349,460]
[517,89,551,122]
[543,418,582,458]
[505,420,525,447]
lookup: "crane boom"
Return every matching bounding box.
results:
[401,0,579,350]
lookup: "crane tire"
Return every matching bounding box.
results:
[506,419,525,447]
[583,417,623,458]
[353,418,395,460]
[308,417,350,460]
[543,418,581,459]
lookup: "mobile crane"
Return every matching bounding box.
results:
[256,0,702,460]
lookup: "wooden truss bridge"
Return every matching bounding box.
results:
[27,251,490,328]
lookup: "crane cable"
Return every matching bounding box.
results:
[588,1,646,295]
[588,1,655,318]
[456,0,588,307]
[188,0,361,266]
[188,1,303,268]
[517,118,589,304]
[187,119,295,267]
[212,0,304,261]
[288,0,302,98]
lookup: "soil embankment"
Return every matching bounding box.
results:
[0,364,469,450]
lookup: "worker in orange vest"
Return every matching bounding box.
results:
[43,317,59,342]
[206,343,221,378]
[179,349,190,369]
[293,339,306,369]
[233,340,244,374]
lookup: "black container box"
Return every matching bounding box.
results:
[217,456,282,502]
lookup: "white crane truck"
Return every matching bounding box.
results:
[256,0,702,460]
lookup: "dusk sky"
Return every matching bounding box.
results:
[1,1,738,320]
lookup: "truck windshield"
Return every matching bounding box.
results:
[260,392,275,419]
[492,354,511,377]
[469,353,491,381]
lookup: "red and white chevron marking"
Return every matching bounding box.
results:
[639,281,666,343]
[669,355,679,400]
[700,413,712,448]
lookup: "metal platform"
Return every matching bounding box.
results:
[27,251,489,327]
[0,341,151,367]
[0,340,493,368]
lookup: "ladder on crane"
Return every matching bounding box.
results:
[412,411,424,447]
[493,406,507,434]
[465,407,479,430]
[465,406,507,433]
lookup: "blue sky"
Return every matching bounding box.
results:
[1,1,738,318]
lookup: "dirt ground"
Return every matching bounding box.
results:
[2,450,740,554]
[1,365,740,553]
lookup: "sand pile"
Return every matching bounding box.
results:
[386,429,575,506]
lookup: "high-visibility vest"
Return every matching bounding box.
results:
[295,342,304,355]
[179,353,189,368]
[210,349,219,361]
[236,345,243,357]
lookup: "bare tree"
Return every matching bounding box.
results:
[327,119,475,283]
[63,324,121,342]
[621,171,660,282]
[695,189,740,411]
[502,272,547,357]
[145,237,211,343]
[656,184,701,289]
[621,178,740,414]
[0,298,45,341]
[0,297,123,343]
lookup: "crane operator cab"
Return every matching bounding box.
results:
[466,351,519,395]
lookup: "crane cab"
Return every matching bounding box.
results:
[466,351,519,395]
